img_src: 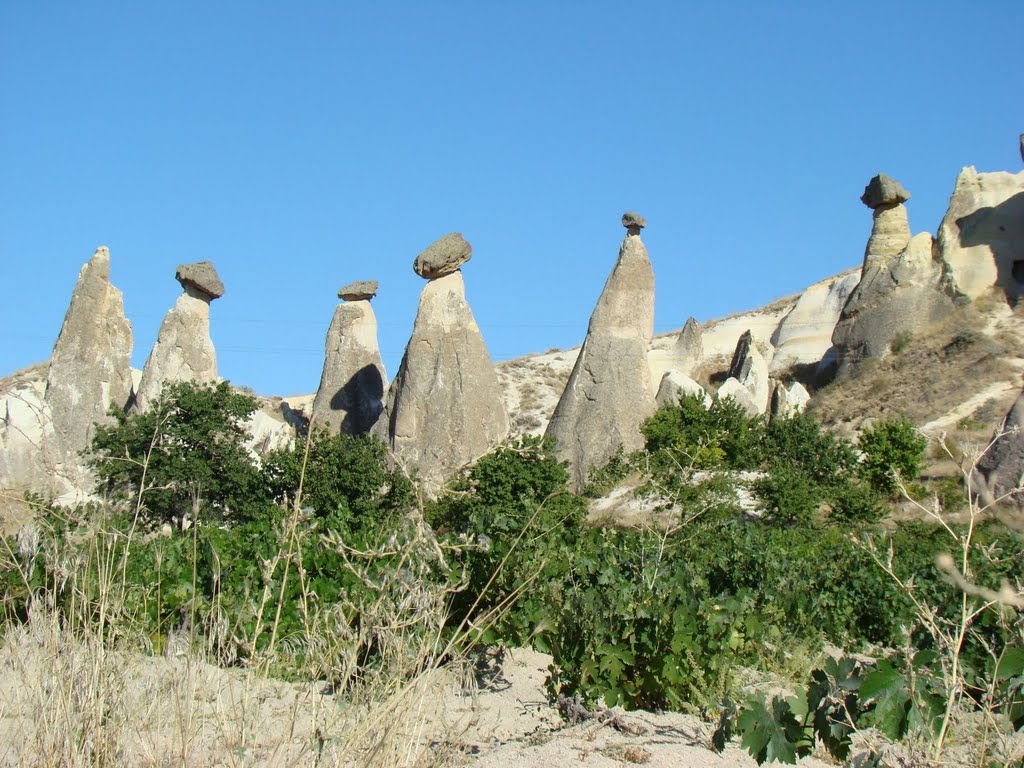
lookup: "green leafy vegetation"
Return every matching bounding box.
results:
[3,381,1022,765]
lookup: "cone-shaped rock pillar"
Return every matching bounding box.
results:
[44,246,133,462]
[374,234,508,491]
[311,281,386,435]
[134,261,223,411]
[545,213,657,492]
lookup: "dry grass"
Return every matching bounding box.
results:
[0,499,476,768]
[809,306,1022,435]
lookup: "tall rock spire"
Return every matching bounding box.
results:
[860,174,912,272]
[311,280,386,435]
[545,212,657,492]
[44,246,133,463]
[374,233,508,491]
[134,260,223,411]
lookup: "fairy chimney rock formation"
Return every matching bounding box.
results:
[670,317,703,377]
[861,174,912,271]
[545,213,657,492]
[375,234,508,490]
[413,233,472,279]
[44,246,133,463]
[134,260,223,411]
[311,281,386,435]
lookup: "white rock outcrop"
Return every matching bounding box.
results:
[770,270,859,374]
[936,167,1024,300]
[134,262,223,411]
[726,331,771,414]
[715,377,759,417]
[546,214,658,492]
[375,240,508,491]
[655,371,711,408]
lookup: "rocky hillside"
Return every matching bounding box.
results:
[3,142,1024,519]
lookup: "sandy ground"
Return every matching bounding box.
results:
[444,648,833,768]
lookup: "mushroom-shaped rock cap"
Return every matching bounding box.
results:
[861,174,910,209]
[622,212,646,232]
[413,232,472,279]
[338,280,379,301]
[175,260,225,299]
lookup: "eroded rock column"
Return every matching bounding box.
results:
[545,213,657,492]
[44,246,133,463]
[311,280,386,435]
[374,233,508,491]
[134,261,223,411]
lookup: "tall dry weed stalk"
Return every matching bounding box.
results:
[0,424,528,767]
[859,428,1024,766]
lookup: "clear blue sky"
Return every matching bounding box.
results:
[2,2,1021,395]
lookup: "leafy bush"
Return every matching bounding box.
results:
[641,393,764,472]
[90,381,267,527]
[262,429,413,530]
[428,436,586,645]
[858,416,927,494]
[752,464,821,524]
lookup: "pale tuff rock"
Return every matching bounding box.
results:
[175,261,224,299]
[861,174,912,272]
[726,330,771,414]
[44,246,133,464]
[655,371,711,408]
[134,262,223,412]
[973,390,1024,508]
[770,380,810,419]
[546,217,657,492]
[830,232,953,375]
[311,295,386,435]
[936,166,1024,300]
[0,364,65,500]
[715,377,759,417]
[374,269,508,491]
[413,233,472,279]
[338,280,378,301]
[670,317,703,377]
[770,270,859,374]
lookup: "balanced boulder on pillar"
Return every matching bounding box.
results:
[545,213,657,492]
[311,280,386,435]
[374,233,508,491]
[134,260,223,411]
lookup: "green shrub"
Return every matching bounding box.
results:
[428,436,586,646]
[753,465,821,524]
[858,416,927,495]
[90,381,267,527]
[262,429,413,530]
[641,393,764,473]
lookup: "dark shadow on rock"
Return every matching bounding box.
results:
[329,364,384,435]
[957,191,1024,300]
